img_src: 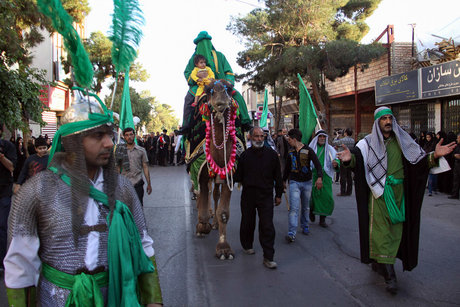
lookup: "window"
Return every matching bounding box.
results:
[442,98,460,133]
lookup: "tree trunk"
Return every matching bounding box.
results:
[310,79,325,115]
[275,96,283,132]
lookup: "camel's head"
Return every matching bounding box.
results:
[205,80,234,115]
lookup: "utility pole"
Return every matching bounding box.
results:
[409,23,416,57]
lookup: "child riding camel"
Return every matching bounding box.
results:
[191,54,215,106]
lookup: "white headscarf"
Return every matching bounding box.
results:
[356,106,426,198]
[309,130,337,178]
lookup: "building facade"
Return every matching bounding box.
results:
[27,23,87,139]
[375,59,460,136]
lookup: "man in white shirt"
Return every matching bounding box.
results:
[4,94,162,306]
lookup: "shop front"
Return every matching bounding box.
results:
[375,60,460,135]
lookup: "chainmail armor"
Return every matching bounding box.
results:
[8,136,148,305]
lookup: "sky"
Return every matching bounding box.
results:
[86,0,460,122]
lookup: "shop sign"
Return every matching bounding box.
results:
[375,70,419,105]
[49,86,66,111]
[421,60,460,99]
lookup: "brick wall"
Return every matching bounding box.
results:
[325,54,389,97]
[391,42,413,74]
[325,42,413,97]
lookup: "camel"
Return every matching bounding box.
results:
[194,80,238,260]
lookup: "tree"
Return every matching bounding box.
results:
[66,31,149,93]
[0,65,49,131]
[0,0,90,67]
[228,0,385,129]
[0,0,90,137]
[106,87,153,130]
[146,101,180,134]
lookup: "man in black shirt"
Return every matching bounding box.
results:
[234,127,283,269]
[283,128,323,242]
[449,132,460,199]
[15,136,49,190]
[0,124,17,270]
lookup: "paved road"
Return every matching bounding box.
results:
[1,165,460,306]
[148,165,460,307]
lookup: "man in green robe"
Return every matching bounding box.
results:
[179,31,251,134]
[337,106,456,295]
[309,130,339,227]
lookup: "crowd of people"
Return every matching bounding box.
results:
[0,104,459,304]
[135,129,184,167]
[234,109,457,296]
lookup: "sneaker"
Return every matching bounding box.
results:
[285,234,296,243]
[263,258,277,269]
[428,193,432,197]
[243,248,255,255]
[302,227,310,235]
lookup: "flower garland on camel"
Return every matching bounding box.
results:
[200,99,238,179]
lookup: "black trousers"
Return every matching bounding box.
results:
[240,188,275,261]
[148,149,156,165]
[0,196,11,268]
[340,165,353,195]
[134,180,144,206]
[182,92,195,129]
[452,164,460,197]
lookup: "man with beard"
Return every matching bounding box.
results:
[4,93,162,306]
[119,127,152,205]
[308,130,339,227]
[337,106,456,294]
[234,127,283,269]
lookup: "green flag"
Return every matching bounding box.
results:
[297,73,318,144]
[119,68,135,133]
[259,89,269,128]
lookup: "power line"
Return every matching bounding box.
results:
[226,0,264,9]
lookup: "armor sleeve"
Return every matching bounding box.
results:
[6,287,36,307]
[138,256,163,305]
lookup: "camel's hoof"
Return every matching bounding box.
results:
[216,242,234,260]
[196,222,212,235]
[196,232,204,237]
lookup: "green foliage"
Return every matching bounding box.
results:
[228,0,384,115]
[61,0,90,24]
[63,31,149,93]
[0,0,90,66]
[82,31,114,92]
[105,88,179,133]
[107,86,152,128]
[147,102,179,133]
[0,0,89,134]
[0,65,50,131]
[37,0,93,88]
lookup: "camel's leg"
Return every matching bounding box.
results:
[215,184,234,260]
[196,170,211,236]
[211,183,221,230]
